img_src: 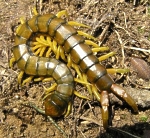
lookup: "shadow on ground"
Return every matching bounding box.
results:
[99,122,150,138]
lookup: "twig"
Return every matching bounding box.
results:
[114,30,125,66]
[98,25,109,45]
[124,46,150,53]
[80,116,101,126]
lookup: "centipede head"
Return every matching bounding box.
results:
[44,92,69,117]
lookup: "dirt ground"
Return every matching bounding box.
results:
[0,0,150,138]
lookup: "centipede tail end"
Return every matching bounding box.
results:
[100,90,109,129]
[110,84,138,113]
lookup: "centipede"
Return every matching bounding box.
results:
[11,10,138,129]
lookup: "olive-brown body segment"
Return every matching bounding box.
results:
[13,13,138,128]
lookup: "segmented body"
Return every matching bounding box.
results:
[14,13,113,94]
[13,13,138,128]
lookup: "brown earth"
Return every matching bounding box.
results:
[0,0,150,138]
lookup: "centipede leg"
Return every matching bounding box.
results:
[74,91,90,100]
[77,30,97,40]
[41,77,54,82]
[111,84,138,113]
[10,57,34,86]
[85,41,129,74]
[21,76,34,86]
[64,101,72,117]
[9,57,16,67]
[98,52,116,61]
[89,87,109,129]
[56,10,68,18]
[100,90,109,129]
[34,77,45,82]
[107,68,130,74]
[43,83,57,93]
[56,10,90,29]
[68,21,90,28]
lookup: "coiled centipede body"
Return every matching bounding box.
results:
[12,12,138,129]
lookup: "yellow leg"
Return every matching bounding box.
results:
[107,68,130,74]
[45,47,52,58]
[74,78,91,86]
[91,85,101,102]
[42,83,58,103]
[34,77,44,82]
[85,40,100,48]
[52,40,58,55]
[9,57,16,67]
[22,76,34,86]
[67,55,72,67]
[39,47,46,57]
[42,77,54,82]
[46,36,53,47]
[44,83,57,93]
[32,7,38,15]
[92,47,109,52]
[59,46,67,62]
[74,91,90,100]
[56,10,91,29]
[31,44,44,51]
[77,31,97,41]
[34,47,42,55]
[98,52,116,61]
[18,71,24,84]
[68,21,90,28]
[16,17,26,33]
[56,46,60,60]
[64,101,72,117]
[56,10,68,18]
[36,35,49,46]
[69,58,94,97]
[18,71,34,85]
[73,64,93,95]
[82,74,93,97]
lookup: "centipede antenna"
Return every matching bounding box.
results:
[68,21,91,28]
[23,102,68,138]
